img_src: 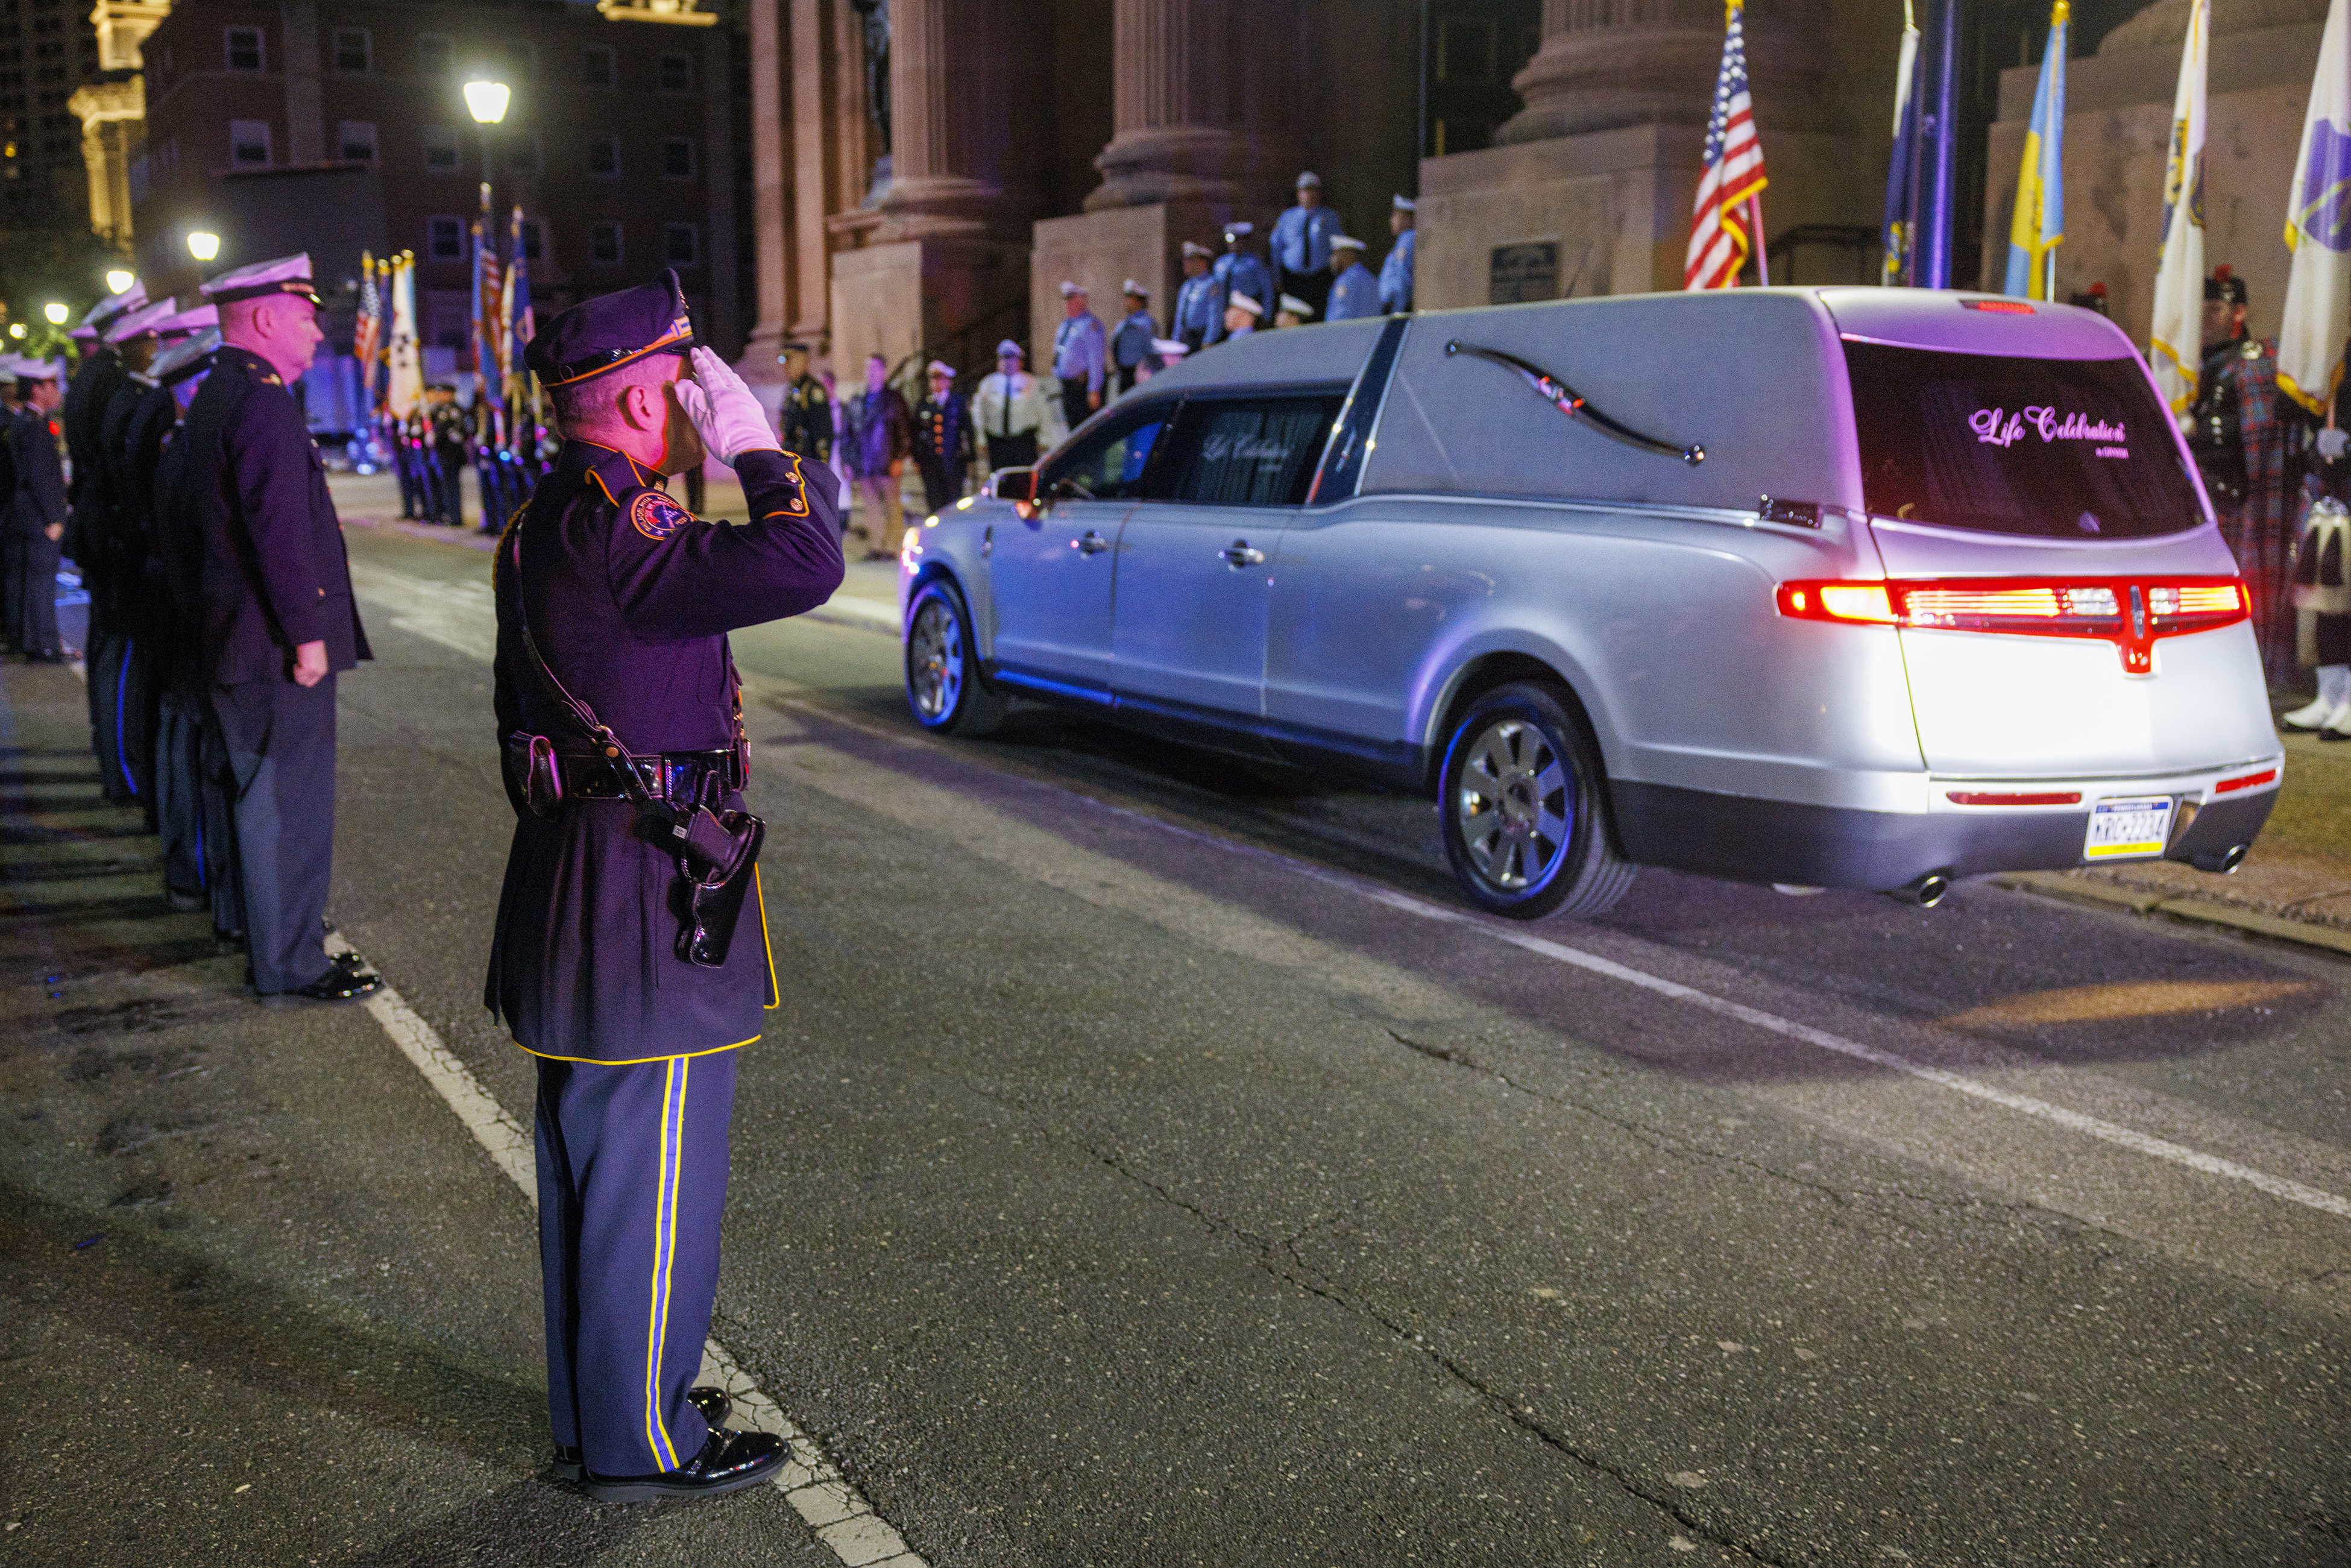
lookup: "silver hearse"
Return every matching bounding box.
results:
[896,288,2280,919]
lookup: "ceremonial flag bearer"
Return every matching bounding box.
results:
[488,270,844,1501]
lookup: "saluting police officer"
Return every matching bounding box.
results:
[487,271,843,1501]
[169,253,381,1006]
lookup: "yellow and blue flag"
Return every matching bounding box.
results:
[2003,1,2068,299]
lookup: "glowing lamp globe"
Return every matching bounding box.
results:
[464,79,511,125]
[104,268,134,295]
[187,231,221,262]
[42,301,67,325]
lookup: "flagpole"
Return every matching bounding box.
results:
[1749,194,1769,285]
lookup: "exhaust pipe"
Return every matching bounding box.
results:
[1886,871,1953,908]
[2189,842,2249,875]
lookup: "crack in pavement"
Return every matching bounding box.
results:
[950,1071,1786,1565]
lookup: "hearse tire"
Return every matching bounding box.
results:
[1438,681,1635,921]
[904,578,1006,737]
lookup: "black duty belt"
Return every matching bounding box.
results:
[557,748,743,804]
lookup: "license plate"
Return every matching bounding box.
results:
[2084,795,2174,860]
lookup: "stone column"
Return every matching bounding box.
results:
[1086,0,1265,212]
[791,0,843,339]
[1501,0,1828,146]
[737,0,792,387]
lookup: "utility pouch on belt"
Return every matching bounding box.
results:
[504,517,764,970]
[503,733,565,819]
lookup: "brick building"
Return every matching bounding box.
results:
[129,0,747,370]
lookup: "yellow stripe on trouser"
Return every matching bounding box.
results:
[643,1056,687,1470]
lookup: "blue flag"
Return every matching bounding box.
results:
[2003,1,2069,298]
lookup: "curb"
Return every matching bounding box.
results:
[1994,871,2351,960]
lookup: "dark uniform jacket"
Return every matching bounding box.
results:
[10,407,67,534]
[779,374,832,465]
[61,348,124,571]
[911,391,974,480]
[485,440,843,1063]
[166,347,371,686]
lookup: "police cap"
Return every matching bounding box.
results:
[2204,266,2247,306]
[527,268,700,389]
[201,253,321,308]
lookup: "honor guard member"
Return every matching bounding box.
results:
[1326,235,1380,321]
[1224,291,1265,339]
[1379,195,1417,314]
[0,356,22,652]
[1110,280,1158,395]
[1271,171,1342,323]
[174,253,382,1005]
[910,359,975,517]
[124,308,221,908]
[8,359,69,662]
[2186,265,2293,683]
[1174,242,1220,354]
[1209,224,1274,347]
[64,281,148,802]
[96,297,186,815]
[1273,293,1316,330]
[972,339,1059,476]
[776,341,832,468]
[429,385,472,526]
[488,271,843,1502]
[1052,281,1107,428]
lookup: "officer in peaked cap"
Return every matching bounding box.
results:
[167,252,382,1004]
[8,357,69,663]
[1271,171,1341,324]
[1380,195,1418,315]
[491,268,842,1502]
[1325,235,1380,322]
[63,279,148,799]
[1210,223,1274,348]
[93,296,189,816]
[1173,241,1221,355]
[1110,279,1158,395]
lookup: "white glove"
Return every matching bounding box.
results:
[2320,426,2349,461]
[673,346,781,466]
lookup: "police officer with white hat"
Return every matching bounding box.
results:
[1210,224,1274,348]
[1110,280,1159,395]
[1173,242,1221,354]
[1380,195,1418,315]
[7,357,69,662]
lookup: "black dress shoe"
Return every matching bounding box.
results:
[260,966,385,1007]
[581,1427,786,1503]
[165,888,206,912]
[551,1388,733,1483]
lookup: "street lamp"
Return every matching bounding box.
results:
[462,78,510,128]
[187,230,221,262]
[104,268,134,295]
[7,323,23,339]
[42,301,66,325]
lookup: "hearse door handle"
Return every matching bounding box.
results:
[1220,540,1266,568]
[1075,529,1110,555]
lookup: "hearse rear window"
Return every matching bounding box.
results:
[1844,342,2204,540]
[1163,395,1344,508]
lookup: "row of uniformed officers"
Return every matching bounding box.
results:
[10,260,385,1005]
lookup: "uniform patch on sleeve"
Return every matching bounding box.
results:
[630,490,693,541]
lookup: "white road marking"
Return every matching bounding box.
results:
[324,933,927,1565]
[1079,801,2351,1223]
[807,594,899,628]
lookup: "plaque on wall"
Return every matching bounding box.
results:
[1490,242,1558,305]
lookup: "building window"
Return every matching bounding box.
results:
[336,120,376,164]
[664,223,698,266]
[428,215,464,260]
[423,124,459,173]
[589,221,622,265]
[583,45,615,87]
[332,28,369,73]
[228,118,271,166]
[661,136,693,179]
[224,25,263,72]
[519,219,543,261]
[586,135,618,178]
[658,51,690,93]
[417,34,450,76]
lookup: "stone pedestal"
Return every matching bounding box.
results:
[829,236,1032,385]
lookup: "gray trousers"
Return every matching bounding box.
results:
[1,526,22,647]
[215,673,337,994]
[16,527,60,656]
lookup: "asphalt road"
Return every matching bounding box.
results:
[4,500,2349,1567]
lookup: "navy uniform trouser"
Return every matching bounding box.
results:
[84,595,154,805]
[215,673,336,993]
[154,682,208,901]
[198,692,246,940]
[534,1050,736,1478]
[18,527,61,656]
[1,526,24,647]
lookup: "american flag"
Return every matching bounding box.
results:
[352,251,382,388]
[1684,0,1768,291]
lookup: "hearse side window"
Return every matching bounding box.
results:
[1845,342,2204,539]
[1162,396,1345,508]
[1040,404,1170,502]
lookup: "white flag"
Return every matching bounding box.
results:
[2280,0,2351,415]
[2147,0,2209,412]
[386,251,423,421]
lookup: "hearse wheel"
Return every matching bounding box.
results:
[904,578,1006,737]
[1439,682,1635,920]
